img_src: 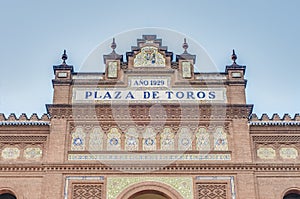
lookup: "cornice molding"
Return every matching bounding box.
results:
[46,104,253,120]
[1,163,300,173]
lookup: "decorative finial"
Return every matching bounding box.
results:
[182,38,188,53]
[62,49,68,64]
[231,49,237,64]
[111,38,117,51]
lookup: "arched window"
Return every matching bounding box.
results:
[107,127,121,150]
[213,127,228,151]
[88,127,104,151]
[196,127,210,151]
[125,127,139,151]
[143,127,156,151]
[177,127,192,150]
[0,193,17,199]
[71,127,86,151]
[160,127,174,150]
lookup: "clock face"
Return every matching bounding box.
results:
[107,61,118,78]
[134,46,166,67]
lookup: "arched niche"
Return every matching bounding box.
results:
[0,189,17,199]
[116,181,184,199]
[283,189,300,199]
[130,191,169,199]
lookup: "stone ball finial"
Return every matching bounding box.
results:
[182,38,189,53]
[62,49,68,64]
[231,49,237,64]
[111,38,117,51]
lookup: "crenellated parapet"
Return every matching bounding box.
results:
[0,113,50,163]
[250,113,300,163]
[250,113,300,126]
[0,113,49,126]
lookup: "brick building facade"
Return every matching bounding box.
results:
[0,35,299,199]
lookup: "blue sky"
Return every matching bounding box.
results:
[0,0,299,117]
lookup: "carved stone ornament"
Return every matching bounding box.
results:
[182,61,192,78]
[24,147,43,159]
[279,147,298,159]
[257,147,276,159]
[107,61,118,78]
[2,147,20,159]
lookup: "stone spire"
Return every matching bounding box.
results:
[231,49,237,64]
[225,49,246,73]
[182,38,189,53]
[62,50,68,64]
[111,38,117,52]
[176,38,196,64]
[53,49,74,74]
[103,38,123,63]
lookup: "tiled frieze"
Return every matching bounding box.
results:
[0,145,43,161]
[253,136,300,161]
[69,125,229,153]
[68,153,231,161]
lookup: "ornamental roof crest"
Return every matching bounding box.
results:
[126,35,173,68]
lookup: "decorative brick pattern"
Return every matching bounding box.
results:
[196,183,227,199]
[0,136,47,142]
[253,136,300,143]
[72,183,103,199]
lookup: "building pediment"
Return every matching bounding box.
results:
[125,35,173,69]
